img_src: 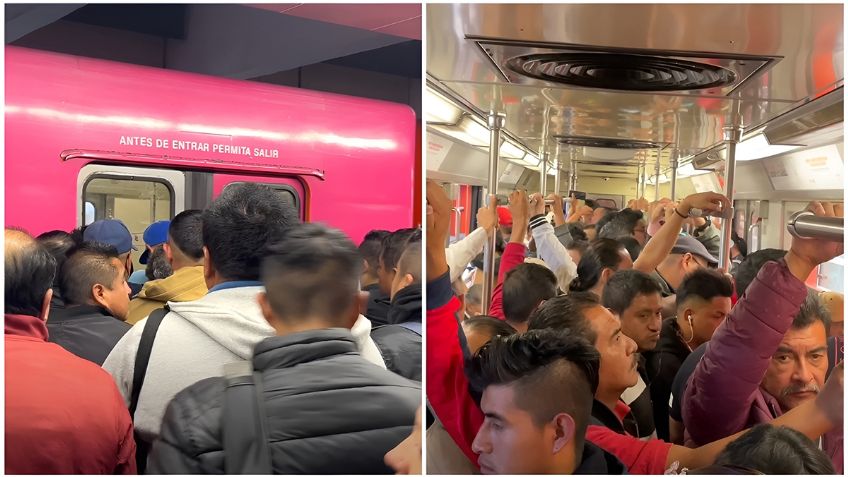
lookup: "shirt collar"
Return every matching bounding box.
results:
[207,280,263,293]
[5,314,49,341]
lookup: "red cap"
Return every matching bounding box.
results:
[497,206,512,226]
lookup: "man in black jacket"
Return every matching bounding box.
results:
[372,237,422,381]
[47,241,132,365]
[149,224,420,474]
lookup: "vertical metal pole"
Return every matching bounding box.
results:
[539,107,551,197]
[718,104,743,272]
[669,156,678,202]
[654,154,661,201]
[640,158,647,199]
[553,147,562,197]
[482,112,505,315]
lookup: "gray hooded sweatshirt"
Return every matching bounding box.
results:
[102,286,386,445]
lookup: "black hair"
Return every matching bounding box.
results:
[599,209,644,240]
[60,241,122,306]
[502,263,558,324]
[379,228,420,273]
[528,292,602,344]
[145,245,173,281]
[566,240,589,254]
[359,230,391,273]
[261,223,362,323]
[794,289,831,336]
[732,248,785,297]
[714,424,835,474]
[467,329,600,458]
[569,238,628,292]
[602,269,663,315]
[202,183,300,281]
[676,268,734,310]
[463,315,518,339]
[616,235,642,261]
[36,230,79,288]
[584,199,598,209]
[5,229,57,317]
[567,223,588,243]
[168,209,204,261]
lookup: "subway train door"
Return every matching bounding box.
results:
[211,174,306,221]
[77,164,186,272]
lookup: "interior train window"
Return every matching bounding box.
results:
[221,182,300,213]
[82,176,174,271]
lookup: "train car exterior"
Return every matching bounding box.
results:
[5,46,416,247]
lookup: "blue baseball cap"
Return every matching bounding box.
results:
[139,220,171,264]
[83,219,137,255]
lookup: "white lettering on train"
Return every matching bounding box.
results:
[118,136,278,159]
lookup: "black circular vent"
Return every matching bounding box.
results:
[554,135,662,149]
[506,53,736,91]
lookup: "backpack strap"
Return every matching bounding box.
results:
[129,305,169,418]
[397,321,422,336]
[223,362,273,474]
[129,305,169,473]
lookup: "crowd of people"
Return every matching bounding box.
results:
[426,181,843,475]
[6,182,422,474]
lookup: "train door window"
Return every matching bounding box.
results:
[78,165,185,272]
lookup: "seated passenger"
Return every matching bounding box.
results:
[128,220,171,287]
[126,210,208,325]
[602,269,665,439]
[467,329,627,474]
[104,184,387,471]
[359,229,391,324]
[84,218,141,296]
[683,201,843,472]
[149,224,420,474]
[48,241,132,365]
[691,424,836,475]
[5,228,135,474]
[372,235,423,381]
[643,268,733,441]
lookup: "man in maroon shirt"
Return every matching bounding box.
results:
[5,228,136,474]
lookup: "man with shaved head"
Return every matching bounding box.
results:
[5,228,136,474]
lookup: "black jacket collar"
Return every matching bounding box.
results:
[48,304,116,323]
[253,329,359,370]
[590,399,626,435]
[386,284,421,325]
[576,442,628,474]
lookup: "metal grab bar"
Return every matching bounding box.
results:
[786,211,844,241]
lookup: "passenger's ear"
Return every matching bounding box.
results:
[352,291,369,326]
[40,289,53,322]
[551,413,576,454]
[163,242,174,265]
[601,267,614,283]
[257,292,275,326]
[92,283,108,309]
[202,246,214,282]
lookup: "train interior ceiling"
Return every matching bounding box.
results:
[425,3,844,291]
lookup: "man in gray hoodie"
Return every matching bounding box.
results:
[102,183,387,470]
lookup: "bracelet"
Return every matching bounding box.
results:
[674,208,689,219]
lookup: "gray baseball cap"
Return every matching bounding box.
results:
[671,234,719,265]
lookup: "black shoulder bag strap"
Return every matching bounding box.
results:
[223,362,273,474]
[129,305,169,473]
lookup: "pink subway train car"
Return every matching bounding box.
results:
[5,46,416,260]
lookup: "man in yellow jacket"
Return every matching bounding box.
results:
[127,210,208,325]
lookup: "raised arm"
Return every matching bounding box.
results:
[445,198,498,282]
[425,181,484,465]
[633,192,729,273]
[529,193,578,291]
[488,190,528,320]
[683,201,843,444]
